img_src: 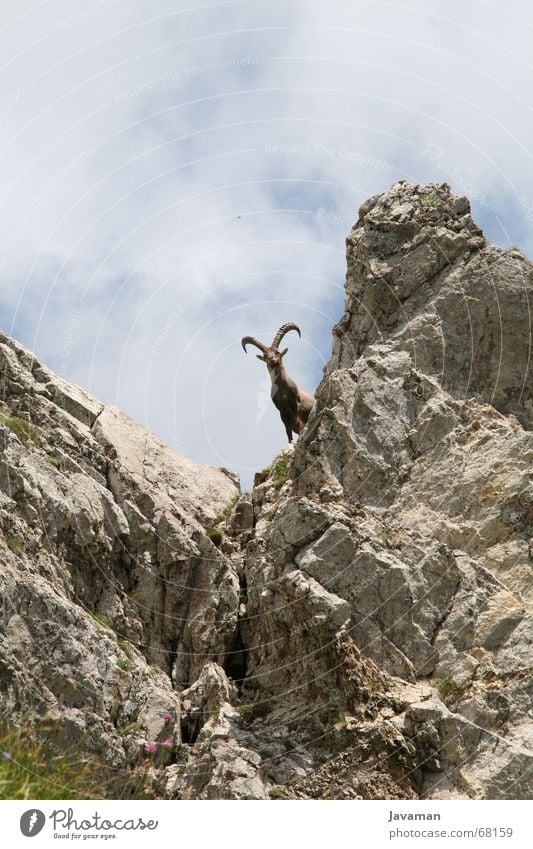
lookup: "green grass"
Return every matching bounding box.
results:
[5,535,25,558]
[41,537,53,555]
[0,718,153,800]
[334,713,350,732]
[272,456,291,490]
[117,641,135,672]
[0,407,40,446]
[422,193,440,208]
[212,492,241,526]
[121,720,144,735]
[506,245,527,258]
[91,611,113,632]
[269,786,290,799]
[205,527,223,546]
[203,493,241,543]
[118,641,134,661]
[378,529,392,546]
[237,699,273,725]
[435,676,458,701]
[200,734,212,752]
[125,589,142,605]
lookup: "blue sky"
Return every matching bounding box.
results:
[1,0,532,488]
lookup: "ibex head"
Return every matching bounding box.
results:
[241,322,301,369]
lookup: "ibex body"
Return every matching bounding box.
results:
[242,323,316,442]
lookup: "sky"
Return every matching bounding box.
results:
[1,0,532,489]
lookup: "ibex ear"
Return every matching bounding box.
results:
[280,347,289,357]
[256,354,266,362]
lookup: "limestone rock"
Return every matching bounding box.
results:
[1,182,531,800]
[0,332,240,777]
[242,182,532,799]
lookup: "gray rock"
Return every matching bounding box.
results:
[243,182,532,799]
[1,182,531,799]
[0,332,240,776]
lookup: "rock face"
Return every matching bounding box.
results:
[0,331,239,768]
[1,182,531,799]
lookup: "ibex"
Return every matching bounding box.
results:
[241,322,316,442]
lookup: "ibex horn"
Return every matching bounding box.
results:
[241,336,268,353]
[271,322,301,350]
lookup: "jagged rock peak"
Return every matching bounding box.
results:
[332,181,532,429]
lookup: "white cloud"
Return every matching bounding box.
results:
[1,0,532,488]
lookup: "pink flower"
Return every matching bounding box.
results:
[161,738,173,748]
[163,712,175,723]
[144,742,157,753]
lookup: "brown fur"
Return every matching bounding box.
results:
[242,323,316,442]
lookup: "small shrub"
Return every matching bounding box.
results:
[118,641,134,661]
[117,657,134,672]
[378,529,391,546]
[334,713,349,732]
[212,492,241,526]
[436,676,458,701]
[269,786,290,800]
[272,456,291,490]
[5,535,25,558]
[200,734,212,752]
[237,699,273,725]
[125,589,142,605]
[121,719,144,734]
[205,527,223,546]
[422,193,440,208]
[253,699,273,719]
[91,611,113,631]
[0,408,40,446]
[254,464,272,486]
[237,703,254,722]
[174,746,188,763]
[506,246,527,258]
[42,537,53,555]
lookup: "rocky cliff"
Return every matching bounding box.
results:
[1,181,531,800]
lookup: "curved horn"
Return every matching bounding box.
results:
[241,335,267,354]
[271,322,301,350]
